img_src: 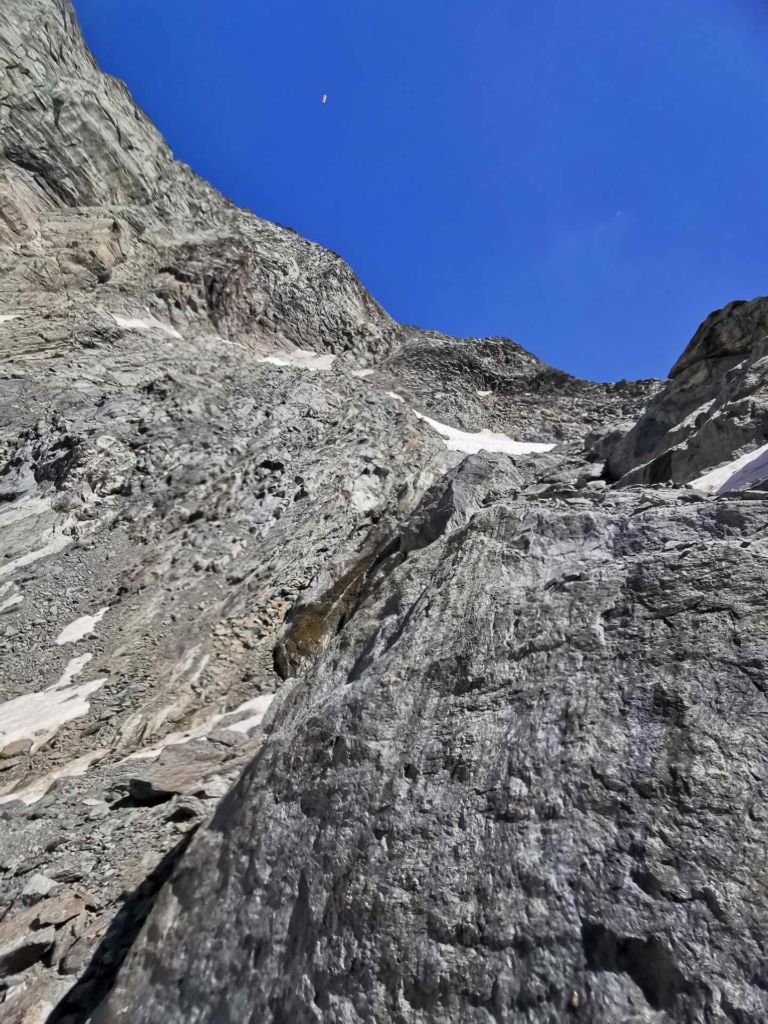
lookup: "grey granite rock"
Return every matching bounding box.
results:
[606,297,768,488]
[95,461,768,1024]
[0,2,767,1022]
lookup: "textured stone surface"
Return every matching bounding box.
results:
[375,328,659,445]
[607,297,768,487]
[1,2,767,1022]
[96,462,768,1024]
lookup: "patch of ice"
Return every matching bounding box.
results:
[0,749,108,806]
[0,529,72,580]
[112,314,183,340]
[260,349,336,372]
[56,607,109,645]
[691,440,768,494]
[0,314,19,323]
[0,657,107,755]
[414,413,555,457]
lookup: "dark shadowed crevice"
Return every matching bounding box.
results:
[582,921,691,1012]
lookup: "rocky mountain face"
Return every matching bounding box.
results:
[0,3,766,1023]
[606,297,768,488]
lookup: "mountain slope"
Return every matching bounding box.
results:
[0,3,766,1023]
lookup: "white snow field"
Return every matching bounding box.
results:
[112,313,183,340]
[260,349,336,371]
[0,750,108,806]
[691,440,768,494]
[414,412,555,457]
[56,607,110,645]
[219,694,275,734]
[382,390,555,456]
[0,655,107,757]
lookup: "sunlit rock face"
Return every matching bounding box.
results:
[606,297,768,489]
[1,3,767,1023]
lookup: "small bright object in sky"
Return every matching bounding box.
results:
[322,94,327,104]
[72,0,768,382]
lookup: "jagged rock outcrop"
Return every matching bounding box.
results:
[0,0,398,362]
[375,328,658,445]
[1,2,767,1023]
[606,297,768,488]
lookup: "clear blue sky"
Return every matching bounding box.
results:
[73,0,768,381]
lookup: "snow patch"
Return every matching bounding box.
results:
[477,390,492,397]
[0,750,108,806]
[54,653,93,689]
[125,693,275,761]
[124,720,220,762]
[56,607,109,645]
[0,658,107,756]
[259,349,336,372]
[351,367,375,379]
[221,694,275,734]
[0,495,53,527]
[0,529,72,580]
[112,314,183,340]
[414,413,555,457]
[386,391,405,403]
[691,441,768,494]
[0,314,19,323]
[0,592,23,614]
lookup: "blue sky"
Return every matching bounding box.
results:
[73,0,768,381]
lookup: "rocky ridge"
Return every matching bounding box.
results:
[607,297,768,488]
[0,2,766,1023]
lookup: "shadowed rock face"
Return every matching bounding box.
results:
[1,3,767,1023]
